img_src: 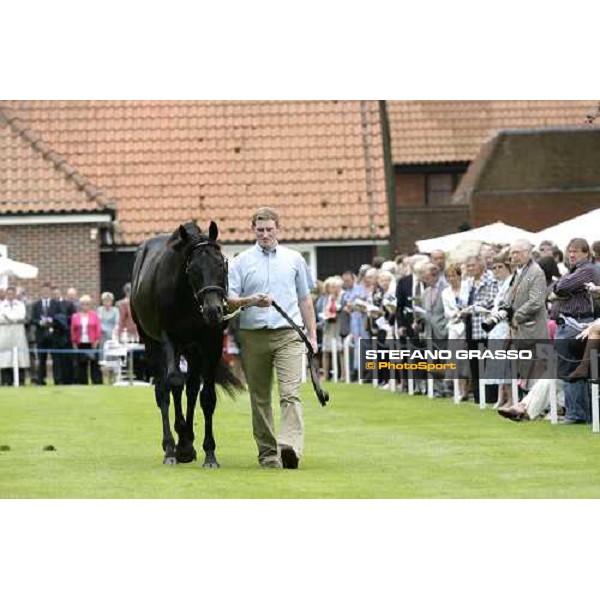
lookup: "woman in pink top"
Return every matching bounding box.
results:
[71,294,102,384]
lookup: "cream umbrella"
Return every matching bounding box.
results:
[0,257,39,279]
[416,221,539,254]
[535,208,600,251]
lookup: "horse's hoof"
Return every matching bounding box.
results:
[202,460,220,469]
[176,447,197,464]
[163,456,178,465]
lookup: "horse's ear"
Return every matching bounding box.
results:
[168,224,190,251]
[209,221,218,241]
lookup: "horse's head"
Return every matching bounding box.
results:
[170,221,228,327]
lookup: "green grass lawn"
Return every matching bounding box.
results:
[2,382,600,498]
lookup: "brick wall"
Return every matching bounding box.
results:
[0,223,101,303]
[393,171,472,253]
[395,173,425,207]
[471,192,600,236]
[395,206,470,253]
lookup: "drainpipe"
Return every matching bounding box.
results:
[359,101,377,242]
[379,100,397,254]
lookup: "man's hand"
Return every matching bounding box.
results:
[585,282,600,294]
[577,325,592,340]
[308,333,318,354]
[249,293,271,308]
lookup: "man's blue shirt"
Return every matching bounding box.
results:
[229,243,310,329]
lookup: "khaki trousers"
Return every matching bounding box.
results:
[239,328,304,464]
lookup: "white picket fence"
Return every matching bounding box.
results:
[7,342,600,433]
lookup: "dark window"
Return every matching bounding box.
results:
[426,173,455,206]
[101,250,136,300]
[316,246,375,280]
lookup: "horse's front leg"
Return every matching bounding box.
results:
[161,332,184,387]
[175,357,200,464]
[200,379,219,468]
[172,372,195,463]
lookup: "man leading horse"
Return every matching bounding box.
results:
[228,207,318,469]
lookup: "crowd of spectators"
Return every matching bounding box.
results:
[3,237,600,422]
[307,237,600,424]
[0,282,142,386]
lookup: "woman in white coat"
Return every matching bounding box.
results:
[0,286,30,385]
[441,263,470,400]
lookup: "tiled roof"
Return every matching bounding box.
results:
[0,101,388,245]
[387,100,599,164]
[454,127,600,203]
[0,107,112,214]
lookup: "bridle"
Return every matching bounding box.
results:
[184,239,229,313]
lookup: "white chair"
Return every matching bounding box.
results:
[99,339,128,385]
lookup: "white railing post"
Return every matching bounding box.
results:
[510,359,519,406]
[372,337,378,388]
[548,351,558,425]
[343,336,352,384]
[478,342,486,410]
[549,379,558,424]
[12,347,19,388]
[331,337,339,383]
[389,337,397,394]
[426,338,434,398]
[453,378,461,404]
[591,349,599,433]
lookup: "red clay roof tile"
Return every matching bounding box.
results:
[387,100,598,164]
[0,107,112,215]
[1,101,388,243]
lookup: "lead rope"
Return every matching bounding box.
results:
[270,299,329,407]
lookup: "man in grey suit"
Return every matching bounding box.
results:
[418,263,449,395]
[506,240,549,390]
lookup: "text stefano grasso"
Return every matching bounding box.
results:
[364,348,533,361]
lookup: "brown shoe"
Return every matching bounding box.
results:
[498,407,527,422]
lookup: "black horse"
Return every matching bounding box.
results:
[131,221,241,467]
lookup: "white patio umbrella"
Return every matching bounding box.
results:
[535,208,600,251]
[0,257,39,279]
[416,221,539,254]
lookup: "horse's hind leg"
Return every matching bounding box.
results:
[200,380,219,468]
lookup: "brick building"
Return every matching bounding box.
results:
[0,108,114,299]
[385,100,599,252]
[454,127,600,231]
[1,100,599,299]
[0,101,390,299]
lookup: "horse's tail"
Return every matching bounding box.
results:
[214,357,244,396]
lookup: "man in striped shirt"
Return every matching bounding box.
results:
[551,238,600,424]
